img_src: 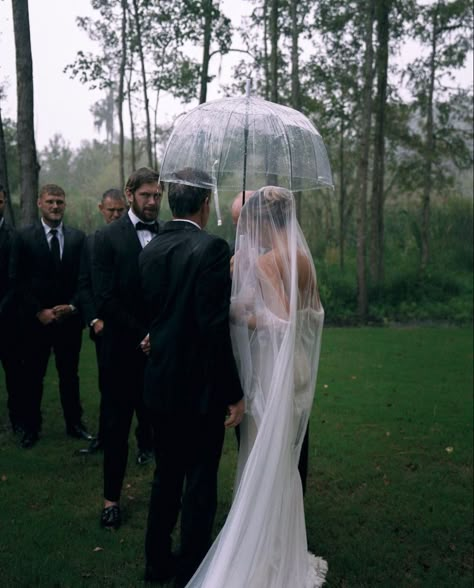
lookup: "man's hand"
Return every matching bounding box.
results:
[36,308,57,326]
[140,334,151,355]
[93,319,104,336]
[53,304,75,321]
[224,398,245,428]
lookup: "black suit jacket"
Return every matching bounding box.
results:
[91,214,163,356]
[139,220,243,415]
[0,221,17,353]
[14,221,85,323]
[78,232,98,327]
[0,221,15,316]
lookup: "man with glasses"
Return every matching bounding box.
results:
[92,168,162,529]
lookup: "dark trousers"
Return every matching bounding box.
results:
[22,319,83,433]
[145,410,226,586]
[102,350,153,502]
[0,334,24,428]
[92,333,105,442]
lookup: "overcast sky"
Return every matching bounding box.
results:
[0,0,472,150]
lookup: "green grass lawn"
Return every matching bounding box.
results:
[0,327,472,587]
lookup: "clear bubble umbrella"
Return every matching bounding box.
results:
[159,83,333,224]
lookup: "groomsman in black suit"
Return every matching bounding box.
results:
[139,169,245,587]
[14,184,91,448]
[77,188,127,455]
[92,168,160,529]
[0,186,23,433]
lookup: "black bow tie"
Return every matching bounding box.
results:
[136,221,158,234]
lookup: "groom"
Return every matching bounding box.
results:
[139,168,244,587]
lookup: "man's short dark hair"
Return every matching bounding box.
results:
[39,184,65,198]
[168,168,213,217]
[101,188,125,202]
[125,167,159,194]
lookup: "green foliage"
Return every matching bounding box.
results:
[316,196,473,325]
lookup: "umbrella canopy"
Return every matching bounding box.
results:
[160,94,333,223]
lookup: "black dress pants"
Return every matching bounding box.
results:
[102,349,153,502]
[145,409,226,586]
[22,318,83,433]
[0,328,24,429]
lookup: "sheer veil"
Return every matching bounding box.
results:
[187,187,327,588]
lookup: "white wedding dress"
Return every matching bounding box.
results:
[186,187,327,588]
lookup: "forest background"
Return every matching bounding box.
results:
[0,0,473,325]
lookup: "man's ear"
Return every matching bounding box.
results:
[125,188,133,204]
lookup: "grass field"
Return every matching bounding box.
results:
[0,327,472,587]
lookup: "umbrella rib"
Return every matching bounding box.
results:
[280,116,294,192]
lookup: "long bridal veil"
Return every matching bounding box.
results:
[187,187,327,588]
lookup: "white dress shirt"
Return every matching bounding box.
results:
[128,209,156,248]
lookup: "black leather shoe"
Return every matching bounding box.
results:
[20,431,39,449]
[136,449,154,466]
[78,438,103,454]
[144,554,177,583]
[100,504,121,529]
[66,422,93,440]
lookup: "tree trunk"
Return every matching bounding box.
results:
[12,0,40,226]
[199,0,213,104]
[132,0,153,168]
[0,106,15,225]
[117,0,128,189]
[369,0,390,286]
[355,0,375,322]
[338,117,346,270]
[290,0,300,111]
[263,0,270,100]
[126,59,136,170]
[421,10,437,270]
[269,0,279,102]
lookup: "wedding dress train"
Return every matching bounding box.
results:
[186,187,327,587]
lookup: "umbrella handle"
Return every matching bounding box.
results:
[211,159,222,226]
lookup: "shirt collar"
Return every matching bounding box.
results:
[41,217,63,234]
[172,218,201,230]
[128,208,157,227]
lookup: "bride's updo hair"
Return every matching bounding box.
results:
[245,186,293,229]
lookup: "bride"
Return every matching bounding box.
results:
[187,186,327,587]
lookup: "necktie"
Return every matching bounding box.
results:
[50,228,61,268]
[136,221,158,234]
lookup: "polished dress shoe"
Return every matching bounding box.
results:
[20,431,39,449]
[136,449,154,466]
[78,438,103,455]
[144,554,177,583]
[66,422,93,440]
[100,504,121,529]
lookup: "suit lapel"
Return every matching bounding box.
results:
[35,222,54,265]
[62,225,72,268]
[122,214,143,254]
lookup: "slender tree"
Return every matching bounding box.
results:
[131,0,153,167]
[355,0,375,321]
[11,0,40,225]
[369,0,390,285]
[269,0,279,102]
[117,0,128,188]
[406,0,473,269]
